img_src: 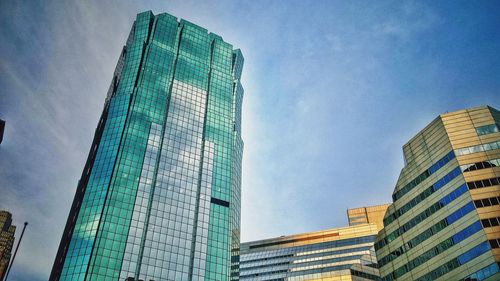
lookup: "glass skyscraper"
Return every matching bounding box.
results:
[239,204,389,281]
[376,106,500,281]
[50,11,244,281]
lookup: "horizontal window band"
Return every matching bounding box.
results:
[461,158,500,173]
[383,221,483,280]
[392,151,455,202]
[467,177,500,190]
[455,140,500,156]
[489,239,500,249]
[381,184,467,249]
[241,264,354,279]
[458,263,499,281]
[377,202,475,265]
[241,254,364,272]
[379,176,499,250]
[474,196,500,208]
[383,167,462,233]
[475,123,500,136]
[481,217,500,228]
[249,232,340,249]
[413,241,491,281]
[211,197,229,207]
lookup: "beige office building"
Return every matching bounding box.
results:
[376,106,500,280]
[239,204,388,281]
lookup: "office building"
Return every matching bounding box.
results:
[0,211,16,280]
[239,204,389,281]
[376,106,500,280]
[50,11,244,281]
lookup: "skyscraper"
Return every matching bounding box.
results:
[376,106,500,280]
[50,11,244,281]
[0,210,16,280]
[239,204,389,281]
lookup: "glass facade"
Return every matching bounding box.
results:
[376,106,500,281]
[50,11,243,281]
[240,205,389,281]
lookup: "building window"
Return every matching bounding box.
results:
[481,217,500,228]
[461,158,500,172]
[467,177,500,190]
[455,140,500,156]
[474,197,500,208]
[489,239,500,249]
[476,124,499,136]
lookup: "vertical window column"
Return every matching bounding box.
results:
[120,123,162,280]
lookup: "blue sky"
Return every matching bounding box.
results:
[0,1,499,280]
